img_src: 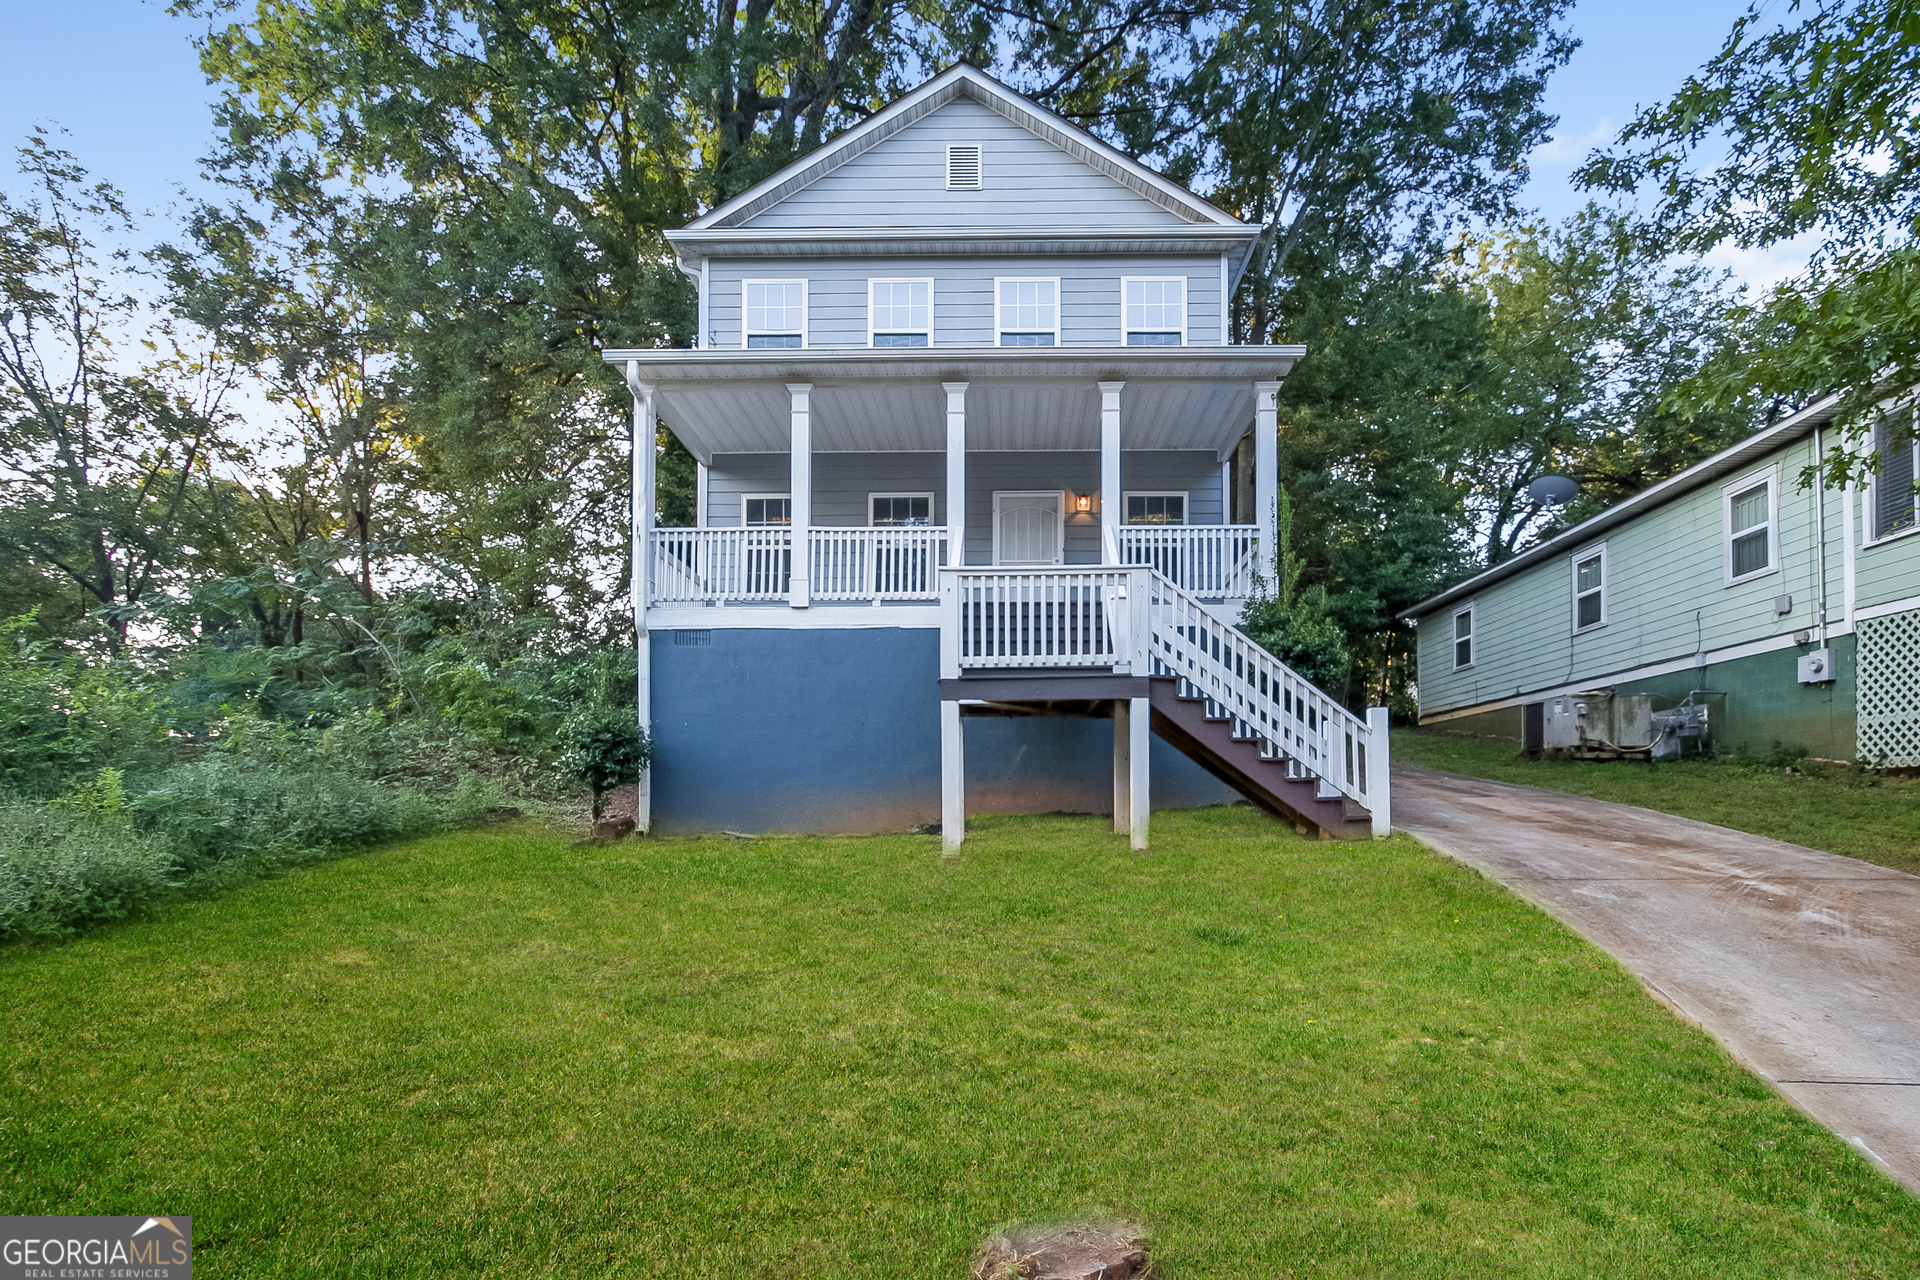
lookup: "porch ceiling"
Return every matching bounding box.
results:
[601,346,1304,462]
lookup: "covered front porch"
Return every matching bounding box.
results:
[608,346,1303,616]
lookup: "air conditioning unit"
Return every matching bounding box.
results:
[1651,703,1710,759]
[1541,690,1655,754]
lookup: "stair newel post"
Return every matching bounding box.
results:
[1367,705,1392,838]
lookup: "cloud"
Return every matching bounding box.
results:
[1699,234,1821,292]
[1530,118,1617,166]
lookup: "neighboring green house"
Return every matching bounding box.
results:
[1403,395,1920,765]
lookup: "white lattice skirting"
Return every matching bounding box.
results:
[1858,608,1920,767]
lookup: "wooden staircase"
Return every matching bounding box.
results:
[1148,674,1371,839]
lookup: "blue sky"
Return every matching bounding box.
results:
[0,0,1794,285]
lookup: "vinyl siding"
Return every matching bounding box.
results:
[1855,515,1920,611]
[707,255,1223,349]
[1416,434,1859,716]
[739,99,1190,232]
[706,450,1228,562]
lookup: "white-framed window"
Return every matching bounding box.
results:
[1124,492,1186,524]
[868,279,932,348]
[1121,277,1185,345]
[870,492,933,526]
[742,494,791,526]
[743,279,805,349]
[1723,468,1777,584]
[995,277,1060,347]
[1451,604,1474,670]
[1571,543,1607,632]
[1870,411,1919,541]
[946,143,982,189]
[992,490,1065,565]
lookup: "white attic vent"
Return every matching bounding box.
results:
[946,144,982,189]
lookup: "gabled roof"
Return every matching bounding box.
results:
[667,64,1260,275]
[1402,394,1846,622]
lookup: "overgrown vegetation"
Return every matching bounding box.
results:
[4,809,1915,1276]
[1395,729,1920,875]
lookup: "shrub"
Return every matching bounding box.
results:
[559,702,651,821]
[0,804,177,938]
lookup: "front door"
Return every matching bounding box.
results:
[993,490,1064,566]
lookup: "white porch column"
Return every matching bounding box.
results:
[695,460,708,527]
[1128,695,1150,850]
[1253,380,1280,577]
[1367,706,1392,838]
[1099,380,1124,563]
[1112,700,1131,834]
[944,381,968,567]
[625,363,655,834]
[788,382,812,607]
[941,702,965,851]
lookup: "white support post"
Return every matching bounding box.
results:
[941,701,965,851]
[695,460,709,528]
[625,363,655,834]
[1112,700,1131,835]
[1253,380,1280,577]
[1128,695,1150,850]
[788,383,812,607]
[1099,381,1124,564]
[1367,706,1392,838]
[944,381,968,567]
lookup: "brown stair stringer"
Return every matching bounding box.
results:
[1147,674,1369,839]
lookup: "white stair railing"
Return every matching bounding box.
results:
[949,568,1130,668]
[1116,525,1258,598]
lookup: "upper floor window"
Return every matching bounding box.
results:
[1123,277,1185,345]
[869,279,932,347]
[1125,492,1185,524]
[1872,412,1918,540]
[743,280,805,348]
[996,278,1059,346]
[1724,469,1776,583]
[743,495,791,526]
[1572,544,1606,631]
[946,144,982,189]
[1452,605,1474,670]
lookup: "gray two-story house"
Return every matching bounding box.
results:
[602,65,1391,845]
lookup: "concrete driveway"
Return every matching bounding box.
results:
[1394,765,1920,1194]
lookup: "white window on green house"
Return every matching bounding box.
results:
[996,278,1059,346]
[869,279,931,347]
[743,495,791,526]
[1452,606,1474,670]
[1572,545,1606,631]
[1872,413,1918,539]
[1122,277,1184,345]
[1124,492,1185,524]
[743,280,805,348]
[1725,472,1775,582]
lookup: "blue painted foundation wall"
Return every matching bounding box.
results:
[649,627,1237,834]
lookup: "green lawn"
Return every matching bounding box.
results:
[3,811,1916,1276]
[1394,729,1920,875]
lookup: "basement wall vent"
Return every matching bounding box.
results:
[946,144,982,189]
[672,630,712,646]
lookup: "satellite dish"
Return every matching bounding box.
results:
[1527,475,1579,508]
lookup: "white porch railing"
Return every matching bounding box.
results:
[649,528,794,603]
[1116,525,1258,598]
[939,564,1389,831]
[810,527,948,601]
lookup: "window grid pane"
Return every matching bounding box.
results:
[745,282,803,335]
[1730,484,1768,534]
[1125,495,1185,524]
[1576,556,1602,594]
[998,280,1057,334]
[1732,528,1769,576]
[1125,278,1183,331]
[746,498,791,526]
[1455,637,1472,667]
[871,280,930,334]
[1576,592,1603,629]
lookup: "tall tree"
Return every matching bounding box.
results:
[1578,0,1920,482]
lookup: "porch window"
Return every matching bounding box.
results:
[996,278,1059,346]
[1123,277,1185,345]
[1124,492,1186,524]
[1872,412,1918,539]
[869,279,932,347]
[1724,471,1775,583]
[743,280,805,348]
[1572,544,1606,631]
[870,493,933,526]
[1452,605,1474,670]
[743,495,791,526]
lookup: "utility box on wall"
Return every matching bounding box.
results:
[1797,647,1837,684]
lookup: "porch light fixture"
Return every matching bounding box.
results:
[1075,493,1091,512]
